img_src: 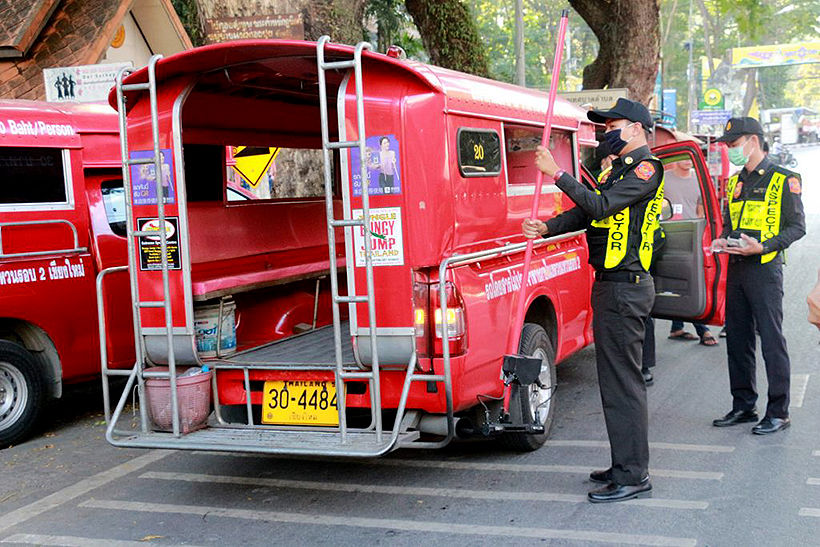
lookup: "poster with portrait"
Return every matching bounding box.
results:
[350,134,401,196]
[130,149,175,205]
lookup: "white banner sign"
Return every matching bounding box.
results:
[560,88,629,110]
[43,62,132,103]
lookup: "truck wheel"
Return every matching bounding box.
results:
[0,341,45,447]
[499,323,556,452]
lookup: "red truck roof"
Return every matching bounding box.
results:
[0,99,119,167]
[111,39,595,142]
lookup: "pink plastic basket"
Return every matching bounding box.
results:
[145,367,213,433]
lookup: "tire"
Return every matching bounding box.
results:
[788,158,798,168]
[0,341,45,448]
[499,323,557,452]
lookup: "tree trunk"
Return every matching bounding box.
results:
[568,0,661,104]
[514,0,526,86]
[404,0,489,77]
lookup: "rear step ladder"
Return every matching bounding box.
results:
[101,54,188,436]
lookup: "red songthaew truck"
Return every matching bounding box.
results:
[0,38,726,455]
[0,100,134,446]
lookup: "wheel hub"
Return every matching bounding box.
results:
[527,348,552,425]
[0,361,26,427]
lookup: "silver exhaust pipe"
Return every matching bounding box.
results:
[416,415,475,439]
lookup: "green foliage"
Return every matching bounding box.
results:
[467,1,598,89]
[660,0,820,125]
[170,0,205,47]
[365,0,427,60]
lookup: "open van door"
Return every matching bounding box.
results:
[650,141,727,326]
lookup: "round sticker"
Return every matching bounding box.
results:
[704,88,722,107]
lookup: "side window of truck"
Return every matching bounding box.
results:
[0,147,69,208]
[226,146,333,201]
[100,179,127,237]
[457,129,501,177]
[504,125,573,184]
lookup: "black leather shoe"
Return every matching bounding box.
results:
[588,480,652,503]
[752,417,790,435]
[642,370,654,386]
[589,468,650,484]
[713,409,758,427]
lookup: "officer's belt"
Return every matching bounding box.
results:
[594,270,649,284]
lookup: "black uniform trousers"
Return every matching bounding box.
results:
[591,275,655,485]
[726,258,790,418]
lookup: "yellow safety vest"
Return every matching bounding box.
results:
[726,171,785,264]
[591,164,665,270]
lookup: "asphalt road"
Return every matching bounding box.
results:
[1,145,819,546]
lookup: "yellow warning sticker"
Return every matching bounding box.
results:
[231,146,279,188]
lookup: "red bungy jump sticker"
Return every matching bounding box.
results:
[634,161,656,181]
[788,176,802,194]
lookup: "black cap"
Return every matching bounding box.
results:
[587,97,654,130]
[716,117,764,143]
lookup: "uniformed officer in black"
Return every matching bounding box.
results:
[711,117,805,434]
[523,98,664,503]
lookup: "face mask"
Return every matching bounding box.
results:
[727,138,749,166]
[603,122,635,155]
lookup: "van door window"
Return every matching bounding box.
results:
[505,125,573,184]
[0,147,69,208]
[663,155,704,221]
[457,129,501,177]
[100,179,127,237]
[227,146,331,201]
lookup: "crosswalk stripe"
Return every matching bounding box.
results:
[807,478,820,485]
[0,534,191,547]
[0,450,172,534]
[139,470,709,510]
[546,440,735,453]
[80,499,698,546]
[799,507,820,518]
[375,458,723,481]
[791,374,810,408]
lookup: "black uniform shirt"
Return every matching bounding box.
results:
[544,145,663,272]
[719,156,806,261]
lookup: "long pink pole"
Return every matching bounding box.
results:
[503,9,569,412]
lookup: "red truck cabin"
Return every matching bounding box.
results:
[0,100,131,446]
[106,39,723,456]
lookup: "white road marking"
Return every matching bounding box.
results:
[375,458,723,480]
[546,440,735,453]
[814,450,820,457]
[0,450,172,534]
[80,499,698,546]
[799,508,820,518]
[806,478,820,485]
[139,470,709,510]
[791,374,810,408]
[0,534,193,546]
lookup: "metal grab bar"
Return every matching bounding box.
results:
[96,266,129,423]
[434,229,586,446]
[0,219,86,258]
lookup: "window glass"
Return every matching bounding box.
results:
[505,126,573,184]
[101,179,127,237]
[457,129,501,177]
[0,147,67,205]
[227,147,328,201]
[661,153,704,220]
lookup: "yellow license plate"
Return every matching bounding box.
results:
[261,380,339,426]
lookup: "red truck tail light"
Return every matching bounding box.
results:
[412,279,467,359]
[413,280,430,358]
[431,281,467,356]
